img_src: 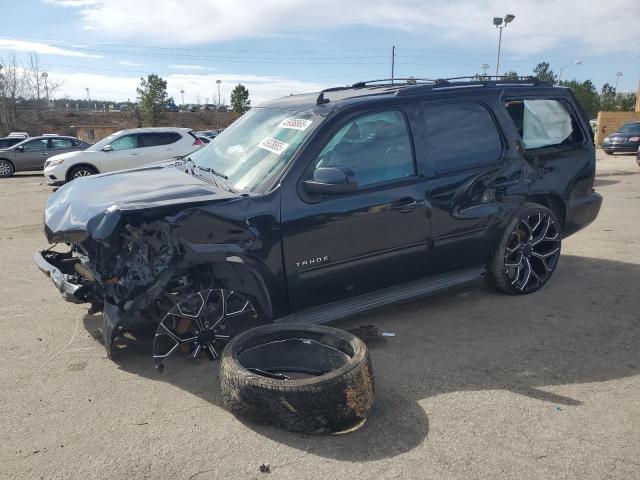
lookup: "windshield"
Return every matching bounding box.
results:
[86,132,122,151]
[618,123,640,134]
[188,108,320,192]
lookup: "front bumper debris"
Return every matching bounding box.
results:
[33,251,87,304]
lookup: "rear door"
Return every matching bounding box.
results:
[420,99,508,273]
[50,137,77,156]
[137,131,184,164]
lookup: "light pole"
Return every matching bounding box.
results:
[493,14,515,77]
[180,89,185,109]
[558,60,582,82]
[216,80,221,106]
[614,72,623,92]
[41,72,49,106]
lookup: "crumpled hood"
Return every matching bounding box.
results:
[44,163,241,243]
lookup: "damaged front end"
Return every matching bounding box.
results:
[35,165,257,359]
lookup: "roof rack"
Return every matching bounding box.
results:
[315,76,553,104]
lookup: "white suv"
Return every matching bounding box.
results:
[43,127,204,185]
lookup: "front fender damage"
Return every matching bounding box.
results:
[75,208,266,358]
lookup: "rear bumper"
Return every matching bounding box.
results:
[563,192,603,237]
[33,251,87,304]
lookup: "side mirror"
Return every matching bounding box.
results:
[16,145,24,151]
[303,166,358,195]
[102,145,113,152]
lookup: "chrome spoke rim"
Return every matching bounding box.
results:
[153,288,257,367]
[0,162,11,175]
[504,211,561,292]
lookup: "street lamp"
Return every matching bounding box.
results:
[216,80,222,106]
[558,60,582,82]
[180,89,185,109]
[41,71,49,105]
[493,14,515,77]
[614,72,623,92]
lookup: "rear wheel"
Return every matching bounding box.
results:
[0,159,14,178]
[487,203,561,295]
[68,165,98,181]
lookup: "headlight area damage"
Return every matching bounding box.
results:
[36,198,269,360]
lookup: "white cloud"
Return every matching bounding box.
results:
[119,60,145,66]
[0,39,101,58]
[169,64,217,71]
[51,69,325,104]
[49,0,639,54]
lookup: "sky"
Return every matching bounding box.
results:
[1,0,638,105]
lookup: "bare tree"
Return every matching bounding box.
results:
[0,54,25,131]
[23,53,62,116]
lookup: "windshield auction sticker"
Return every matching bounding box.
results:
[258,137,289,155]
[278,118,313,131]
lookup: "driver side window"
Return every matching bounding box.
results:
[314,110,414,188]
[110,134,138,151]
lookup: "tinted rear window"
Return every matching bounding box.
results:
[423,102,503,173]
[140,132,182,147]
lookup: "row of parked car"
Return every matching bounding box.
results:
[0,128,221,183]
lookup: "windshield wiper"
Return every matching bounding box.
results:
[197,165,228,180]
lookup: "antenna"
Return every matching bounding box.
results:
[316,92,330,105]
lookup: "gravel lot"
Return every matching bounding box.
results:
[1,152,638,480]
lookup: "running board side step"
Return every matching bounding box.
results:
[276,267,485,326]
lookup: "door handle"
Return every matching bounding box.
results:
[391,197,422,213]
[41,152,49,156]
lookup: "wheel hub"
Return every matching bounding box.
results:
[152,288,257,369]
[504,211,561,292]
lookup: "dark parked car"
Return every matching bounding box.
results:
[602,121,640,154]
[0,136,25,149]
[35,77,602,365]
[0,135,91,177]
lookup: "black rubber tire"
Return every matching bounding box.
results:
[220,324,375,434]
[486,202,561,295]
[604,151,614,155]
[0,159,15,178]
[68,164,98,181]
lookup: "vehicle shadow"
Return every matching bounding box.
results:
[85,254,640,462]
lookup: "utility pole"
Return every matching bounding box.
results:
[391,46,395,84]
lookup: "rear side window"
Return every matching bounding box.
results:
[505,99,583,150]
[139,132,182,147]
[51,138,74,149]
[423,102,502,173]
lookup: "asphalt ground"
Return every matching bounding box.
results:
[1,151,638,479]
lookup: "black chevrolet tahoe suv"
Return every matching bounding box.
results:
[35,77,602,365]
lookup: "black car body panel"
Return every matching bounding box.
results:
[36,79,602,356]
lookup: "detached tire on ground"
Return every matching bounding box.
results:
[220,324,374,434]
